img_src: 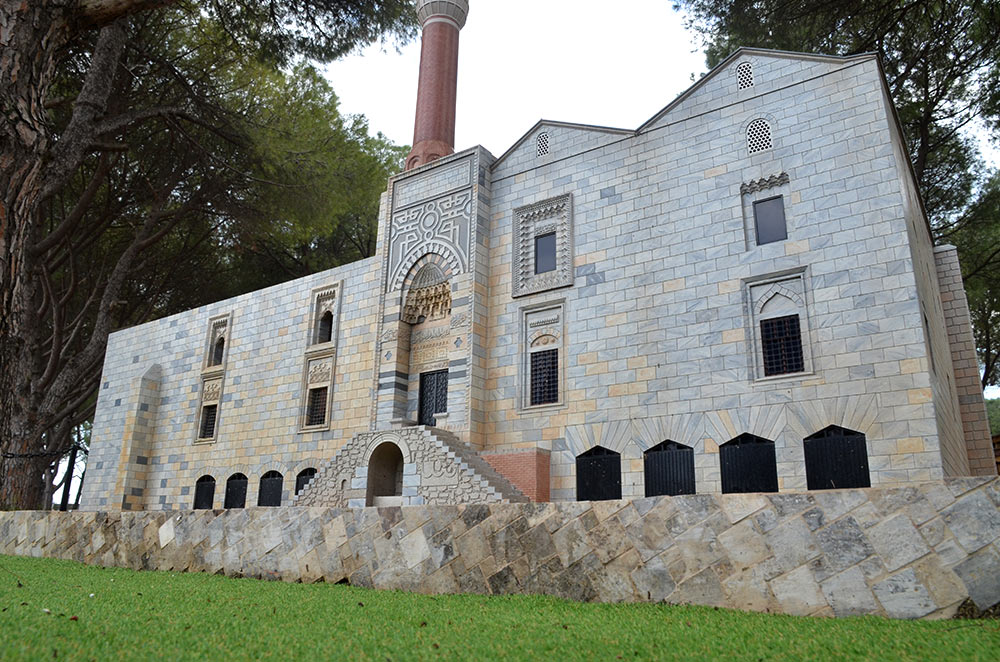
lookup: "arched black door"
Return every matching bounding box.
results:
[576,446,622,501]
[644,440,695,497]
[257,471,283,506]
[804,426,871,490]
[223,473,248,508]
[720,434,779,494]
[193,475,215,509]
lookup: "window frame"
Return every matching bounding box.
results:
[745,270,814,383]
[534,231,557,275]
[520,301,567,411]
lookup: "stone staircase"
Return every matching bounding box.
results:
[293,425,528,507]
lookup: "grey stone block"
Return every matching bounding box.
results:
[941,491,1000,553]
[872,569,936,619]
[814,516,875,573]
[952,545,1000,611]
[821,566,881,617]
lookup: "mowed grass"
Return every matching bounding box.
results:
[0,555,997,661]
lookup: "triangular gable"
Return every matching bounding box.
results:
[637,47,876,134]
[491,119,633,171]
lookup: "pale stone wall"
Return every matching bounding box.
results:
[80,258,382,511]
[485,52,956,498]
[5,478,1000,619]
[934,245,996,475]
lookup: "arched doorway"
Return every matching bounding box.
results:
[366,442,404,507]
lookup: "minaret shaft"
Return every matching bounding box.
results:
[406,1,469,170]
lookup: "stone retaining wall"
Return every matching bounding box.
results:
[4,478,1000,619]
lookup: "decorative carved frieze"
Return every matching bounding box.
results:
[308,359,333,386]
[202,379,222,404]
[741,172,789,195]
[402,281,452,324]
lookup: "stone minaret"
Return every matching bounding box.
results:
[406,0,469,170]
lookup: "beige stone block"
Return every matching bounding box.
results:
[897,437,926,454]
[722,329,745,343]
[704,165,728,178]
[908,388,933,404]
[785,240,809,255]
[662,278,685,293]
[717,280,739,295]
[704,438,719,454]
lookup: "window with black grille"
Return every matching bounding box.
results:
[199,404,218,439]
[760,315,804,376]
[804,426,871,490]
[643,440,696,497]
[753,195,787,245]
[295,468,318,495]
[576,446,622,501]
[534,232,557,274]
[530,349,559,406]
[720,434,779,494]
[306,387,327,426]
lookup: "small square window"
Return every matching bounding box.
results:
[760,315,804,376]
[199,405,218,439]
[753,196,787,245]
[530,349,559,405]
[306,387,328,426]
[534,232,557,274]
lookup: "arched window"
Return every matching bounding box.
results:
[644,440,695,497]
[212,336,225,366]
[747,118,772,154]
[576,446,622,501]
[223,473,248,508]
[257,471,283,507]
[193,475,215,509]
[736,62,754,90]
[295,468,318,495]
[720,434,779,494]
[366,442,404,506]
[804,426,871,490]
[317,311,334,344]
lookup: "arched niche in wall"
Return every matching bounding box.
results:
[366,442,405,506]
[402,256,453,424]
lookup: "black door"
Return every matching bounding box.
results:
[224,473,248,508]
[257,471,283,507]
[720,434,779,494]
[418,370,448,426]
[804,426,871,490]
[576,446,622,501]
[193,476,215,509]
[644,441,696,497]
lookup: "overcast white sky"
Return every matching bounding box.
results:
[325,0,707,157]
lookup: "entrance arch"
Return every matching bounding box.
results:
[366,442,404,506]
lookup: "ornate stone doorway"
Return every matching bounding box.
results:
[366,442,404,506]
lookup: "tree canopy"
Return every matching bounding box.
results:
[0,0,416,508]
[675,0,1000,388]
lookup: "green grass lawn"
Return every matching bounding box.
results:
[0,555,997,661]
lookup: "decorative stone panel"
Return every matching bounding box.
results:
[388,190,472,293]
[6,478,999,618]
[512,193,574,298]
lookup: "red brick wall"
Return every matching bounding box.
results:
[482,449,550,502]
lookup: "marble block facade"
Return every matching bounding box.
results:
[80,48,995,513]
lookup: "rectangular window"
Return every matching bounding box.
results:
[306,387,328,426]
[534,232,557,274]
[530,349,559,405]
[199,405,218,439]
[760,315,804,376]
[753,196,787,245]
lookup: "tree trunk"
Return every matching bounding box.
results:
[60,444,79,511]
